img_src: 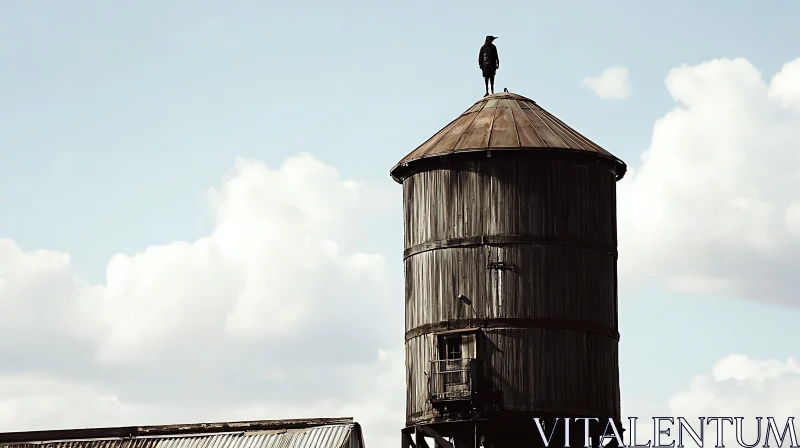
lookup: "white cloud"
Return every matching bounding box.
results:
[769,60,800,110]
[669,355,800,418]
[0,360,405,448]
[0,374,154,431]
[582,67,631,99]
[0,153,403,445]
[623,355,800,447]
[618,57,800,306]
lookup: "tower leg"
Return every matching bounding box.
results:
[452,422,476,448]
[402,428,416,448]
[416,427,431,448]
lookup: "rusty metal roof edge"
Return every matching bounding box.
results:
[0,418,357,444]
[613,156,628,180]
[389,147,625,183]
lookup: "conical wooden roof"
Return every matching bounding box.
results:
[390,92,626,182]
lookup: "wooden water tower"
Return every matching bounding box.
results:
[391,92,627,448]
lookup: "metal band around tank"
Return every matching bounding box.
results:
[405,318,620,341]
[403,234,617,260]
[406,410,623,426]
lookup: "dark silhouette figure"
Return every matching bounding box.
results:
[479,36,499,96]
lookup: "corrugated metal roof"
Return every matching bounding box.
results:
[390,91,626,182]
[0,419,364,448]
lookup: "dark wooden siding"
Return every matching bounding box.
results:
[405,244,616,329]
[406,330,620,424]
[402,159,620,425]
[403,160,616,250]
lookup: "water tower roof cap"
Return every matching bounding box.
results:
[390,91,626,182]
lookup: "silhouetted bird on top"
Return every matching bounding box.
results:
[479,36,499,96]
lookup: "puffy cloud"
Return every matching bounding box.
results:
[769,60,800,111]
[0,154,403,445]
[0,241,104,373]
[582,67,631,99]
[96,155,393,369]
[667,355,800,418]
[0,374,156,431]
[0,355,404,448]
[615,58,800,440]
[623,355,800,447]
[618,58,800,306]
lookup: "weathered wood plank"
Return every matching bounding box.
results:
[487,103,518,148]
[402,158,621,427]
[510,100,546,147]
[453,107,498,150]
[402,161,615,248]
[520,108,567,148]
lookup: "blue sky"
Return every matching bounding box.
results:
[2,1,800,444]
[3,0,798,264]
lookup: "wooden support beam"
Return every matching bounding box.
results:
[415,428,431,448]
[402,431,417,448]
[420,426,454,448]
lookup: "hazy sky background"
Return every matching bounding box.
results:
[2,1,800,446]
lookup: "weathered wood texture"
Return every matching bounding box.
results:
[406,329,619,424]
[405,244,616,329]
[394,93,616,165]
[402,158,621,426]
[403,160,617,250]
